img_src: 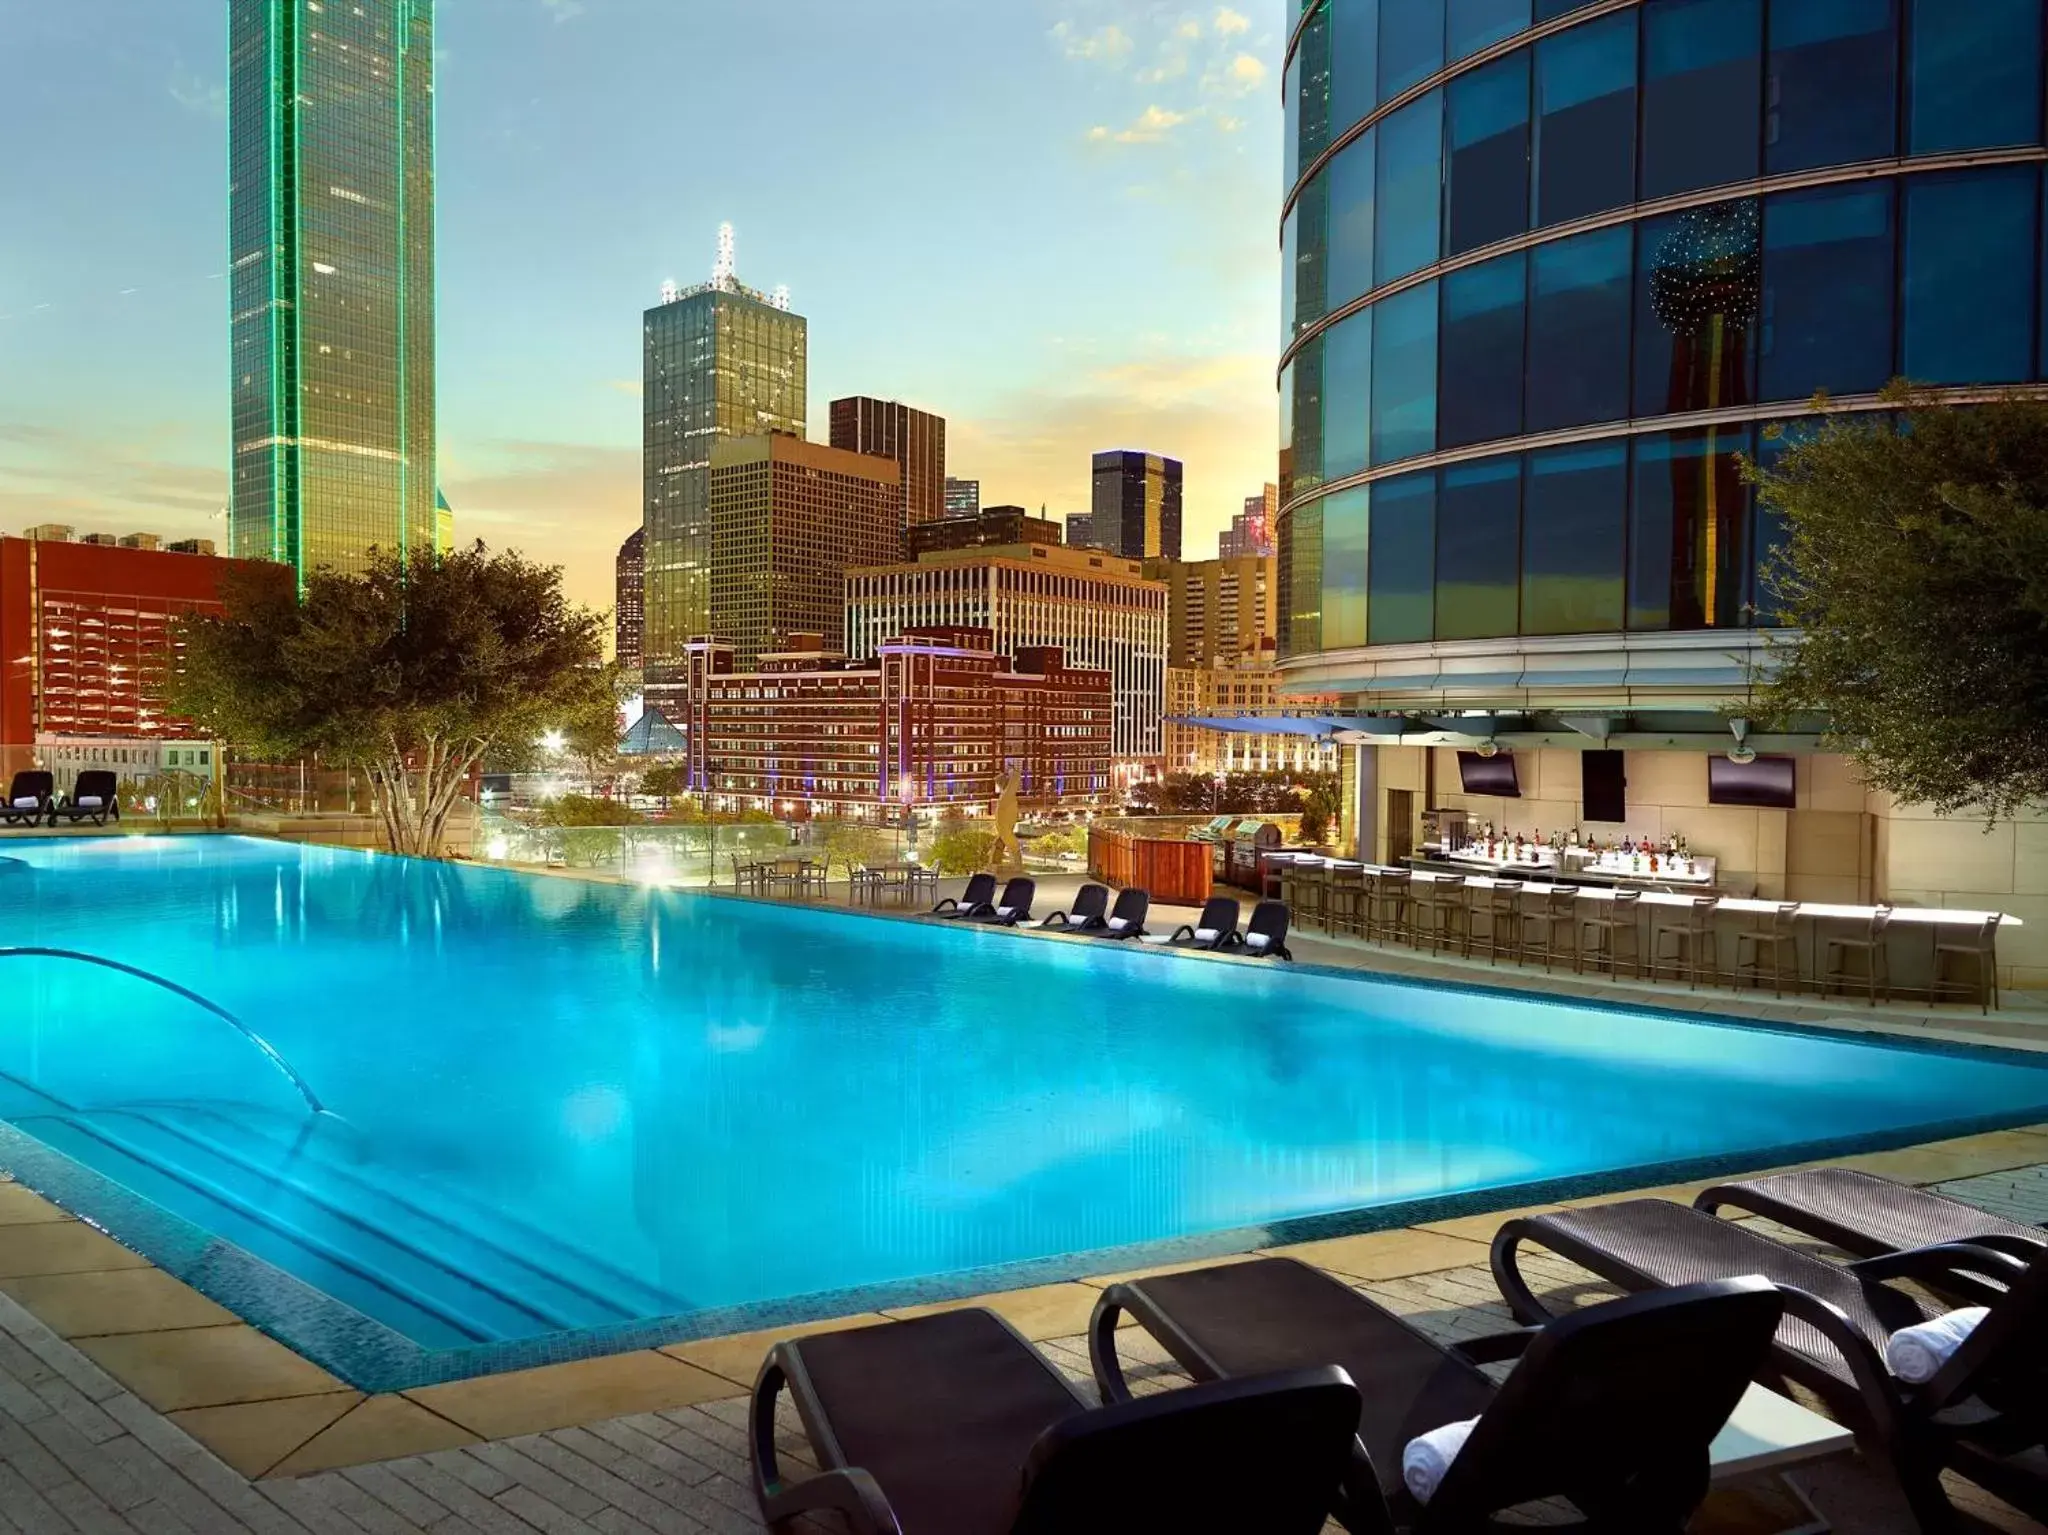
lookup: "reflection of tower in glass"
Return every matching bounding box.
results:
[1650,202,1760,625]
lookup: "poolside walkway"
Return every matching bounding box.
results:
[4,1137,2048,1532]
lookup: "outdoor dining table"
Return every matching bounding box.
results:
[855,862,938,906]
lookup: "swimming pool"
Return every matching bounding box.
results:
[4,835,2047,1389]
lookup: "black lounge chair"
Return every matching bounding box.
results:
[933,872,997,919]
[1229,898,1293,959]
[751,1307,1361,1535]
[51,770,119,828]
[971,876,1036,926]
[0,772,53,829]
[1167,895,1240,950]
[1091,1257,1781,1535]
[1492,1198,2048,1530]
[1095,886,1149,940]
[1697,1167,2047,1267]
[1039,882,1109,929]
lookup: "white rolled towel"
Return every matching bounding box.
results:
[12,797,39,809]
[995,906,1016,920]
[1107,916,1130,931]
[1244,931,1271,950]
[1193,927,1220,942]
[1403,1418,1478,1504]
[1886,1307,1987,1383]
[75,796,103,808]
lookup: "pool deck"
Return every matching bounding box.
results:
[4,1134,2048,1531]
[4,860,2048,1530]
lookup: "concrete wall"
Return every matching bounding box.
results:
[1362,743,2041,989]
[1874,795,2048,991]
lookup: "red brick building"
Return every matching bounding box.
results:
[654,626,1112,815]
[0,536,252,779]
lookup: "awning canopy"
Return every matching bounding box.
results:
[1170,715,1357,738]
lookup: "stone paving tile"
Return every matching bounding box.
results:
[0,1271,239,1339]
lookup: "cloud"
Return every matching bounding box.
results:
[604,379,644,399]
[948,348,1278,558]
[1213,113,1246,133]
[1226,53,1266,87]
[539,0,586,20]
[1213,7,1251,37]
[1050,20,1134,62]
[439,439,640,611]
[1175,19,1203,39]
[168,63,225,120]
[1087,104,1190,145]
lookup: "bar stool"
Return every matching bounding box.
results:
[1649,896,1722,989]
[1325,866,1368,937]
[1733,903,1803,997]
[1577,890,1643,978]
[1365,870,1413,944]
[1933,914,2002,1014]
[1290,863,1330,932]
[1822,906,1894,1005]
[1468,880,1523,964]
[1411,875,1471,956]
[1520,885,1581,972]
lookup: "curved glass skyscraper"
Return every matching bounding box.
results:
[1280,0,2046,679]
[1276,1,2048,976]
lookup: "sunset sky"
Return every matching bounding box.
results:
[0,0,1284,613]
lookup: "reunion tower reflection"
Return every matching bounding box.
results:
[1647,200,1761,627]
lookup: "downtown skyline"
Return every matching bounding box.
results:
[0,0,1285,613]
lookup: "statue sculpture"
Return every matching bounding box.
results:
[991,763,1023,871]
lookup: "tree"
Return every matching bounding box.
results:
[165,543,611,858]
[639,763,684,811]
[1748,389,2048,819]
[561,671,628,787]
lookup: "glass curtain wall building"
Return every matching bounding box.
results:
[642,248,807,685]
[1279,0,2048,672]
[228,0,438,580]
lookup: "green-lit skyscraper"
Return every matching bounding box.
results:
[643,225,806,684]
[228,0,438,578]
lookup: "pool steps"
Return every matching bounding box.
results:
[0,1078,685,1347]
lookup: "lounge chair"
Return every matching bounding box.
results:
[933,872,997,919]
[750,1307,1361,1534]
[971,876,1036,926]
[1091,1258,1781,1535]
[0,771,53,829]
[1695,1167,2046,1267]
[1096,886,1150,940]
[1229,899,1293,959]
[1039,882,1109,930]
[50,770,120,828]
[1492,1198,2048,1530]
[1166,895,1240,950]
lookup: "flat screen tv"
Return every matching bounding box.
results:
[1707,753,1796,810]
[1582,750,1627,824]
[1457,750,1520,797]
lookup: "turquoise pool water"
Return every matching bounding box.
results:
[4,835,2047,1387]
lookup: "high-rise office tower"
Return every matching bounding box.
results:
[615,526,646,671]
[944,477,981,519]
[1220,484,1277,559]
[1065,511,1102,550]
[1090,451,1183,560]
[643,225,806,683]
[707,436,901,668]
[228,0,438,579]
[828,398,946,539]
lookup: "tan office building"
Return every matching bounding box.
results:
[708,435,900,668]
[1146,555,1279,668]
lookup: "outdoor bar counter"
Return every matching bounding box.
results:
[1264,852,2022,1007]
[1407,842,1720,891]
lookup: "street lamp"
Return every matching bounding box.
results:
[539,729,566,755]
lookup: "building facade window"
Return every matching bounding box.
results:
[1280,0,2048,662]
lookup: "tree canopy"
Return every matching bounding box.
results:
[165,543,613,856]
[1750,390,2048,820]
